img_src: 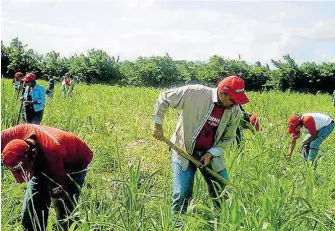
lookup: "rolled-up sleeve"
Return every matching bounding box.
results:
[36,86,46,104]
[153,86,194,125]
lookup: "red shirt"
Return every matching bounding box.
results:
[194,105,225,151]
[289,116,317,138]
[1,124,93,198]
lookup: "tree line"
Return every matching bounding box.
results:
[2,37,335,93]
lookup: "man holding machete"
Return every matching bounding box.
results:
[152,75,249,214]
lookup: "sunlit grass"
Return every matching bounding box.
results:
[1,79,335,230]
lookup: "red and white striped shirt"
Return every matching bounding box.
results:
[292,113,333,137]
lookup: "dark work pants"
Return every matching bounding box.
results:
[24,108,44,125]
[21,170,87,231]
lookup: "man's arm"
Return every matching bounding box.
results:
[288,137,298,159]
[153,85,195,124]
[35,86,46,104]
[153,85,196,139]
[301,134,318,146]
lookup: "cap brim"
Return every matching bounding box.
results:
[230,92,249,105]
[287,127,295,134]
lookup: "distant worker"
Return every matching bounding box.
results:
[13,72,23,93]
[287,113,334,165]
[68,76,75,97]
[236,105,260,147]
[61,74,71,97]
[46,76,56,97]
[21,73,46,124]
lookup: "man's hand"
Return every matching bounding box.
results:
[23,101,34,106]
[152,122,164,140]
[200,152,213,168]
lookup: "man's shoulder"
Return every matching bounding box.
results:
[36,84,45,90]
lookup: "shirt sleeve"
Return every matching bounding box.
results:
[302,116,317,135]
[152,85,195,125]
[36,86,46,104]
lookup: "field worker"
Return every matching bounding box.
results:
[1,124,93,231]
[61,74,71,97]
[152,75,249,214]
[13,72,23,92]
[46,75,56,97]
[236,105,260,147]
[287,113,334,163]
[21,73,46,124]
[67,76,75,97]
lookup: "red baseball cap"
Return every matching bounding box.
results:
[2,139,33,183]
[217,76,249,105]
[22,73,37,82]
[249,114,260,131]
[287,115,301,134]
[15,72,23,78]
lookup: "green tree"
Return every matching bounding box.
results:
[1,41,10,76]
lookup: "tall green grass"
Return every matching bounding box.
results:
[1,79,335,230]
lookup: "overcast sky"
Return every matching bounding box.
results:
[1,0,335,64]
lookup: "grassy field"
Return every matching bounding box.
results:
[1,79,335,230]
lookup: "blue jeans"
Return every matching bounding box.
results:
[172,162,228,214]
[21,170,87,231]
[301,122,334,162]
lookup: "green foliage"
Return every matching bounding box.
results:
[68,49,122,84]
[1,80,335,230]
[120,54,182,87]
[1,38,334,92]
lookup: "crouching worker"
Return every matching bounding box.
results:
[287,113,334,165]
[1,124,93,231]
[236,105,260,147]
[152,76,249,214]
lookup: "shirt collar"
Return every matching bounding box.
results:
[212,88,219,103]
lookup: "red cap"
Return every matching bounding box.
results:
[2,139,32,183]
[15,72,23,78]
[287,115,301,134]
[22,73,36,83]
[217,76,249,105]
[249,114,260,131]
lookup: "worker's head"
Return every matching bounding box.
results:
[14,72,23,79]
[1,136,38,183]
[22,73,37,87]
[287,114,302,134]
[217,76,249,108]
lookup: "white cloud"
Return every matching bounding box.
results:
[294,20,335,39]
[1,1,335,64]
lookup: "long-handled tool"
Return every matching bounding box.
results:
[161,136,230,186]
[16,101,23,125]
